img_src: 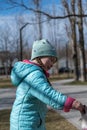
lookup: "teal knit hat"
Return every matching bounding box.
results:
[31,39,58,61]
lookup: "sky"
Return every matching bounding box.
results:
[0,0,87,49]
[0,0,68,53]
[0,0,61,16]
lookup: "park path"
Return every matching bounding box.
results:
[0,88,16,110]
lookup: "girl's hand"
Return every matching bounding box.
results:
[72,100,86,114]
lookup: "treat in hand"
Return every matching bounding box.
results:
[72,100,86,114]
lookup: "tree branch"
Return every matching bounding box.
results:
[29,8,87,19]
[1,1,87,19]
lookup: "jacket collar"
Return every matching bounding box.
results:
[23,59,49,78]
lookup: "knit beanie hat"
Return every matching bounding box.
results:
[31,39,58,61]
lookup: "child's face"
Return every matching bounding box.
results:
[41,57,56,71]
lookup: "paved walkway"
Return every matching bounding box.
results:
[0,79,87,130]
[0,88,16,110]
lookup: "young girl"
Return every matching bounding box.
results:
[10,39,85,130]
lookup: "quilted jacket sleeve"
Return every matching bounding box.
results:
[25,69,67,110]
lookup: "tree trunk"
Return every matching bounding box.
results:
[62,0,79,80]
[33,0,42,39]
[77,0,87,81]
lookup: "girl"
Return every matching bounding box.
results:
[10,39,85,130]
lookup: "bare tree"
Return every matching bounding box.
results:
[19,23,29,60]
[77,0,86,81]
[62,0,79,80]
[32,0,42,39]
[0,0,87,79]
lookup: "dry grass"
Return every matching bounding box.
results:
[0,109,10,130]
[0,74,87,88]
[49,73,74,81]
[0,77,13,88]
[0,74,73,88]
[46,109,78,130]
[0,109,78,130]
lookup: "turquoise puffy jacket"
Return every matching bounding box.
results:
[10,61,67,130]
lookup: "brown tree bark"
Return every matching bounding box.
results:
[77,0,87,81]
